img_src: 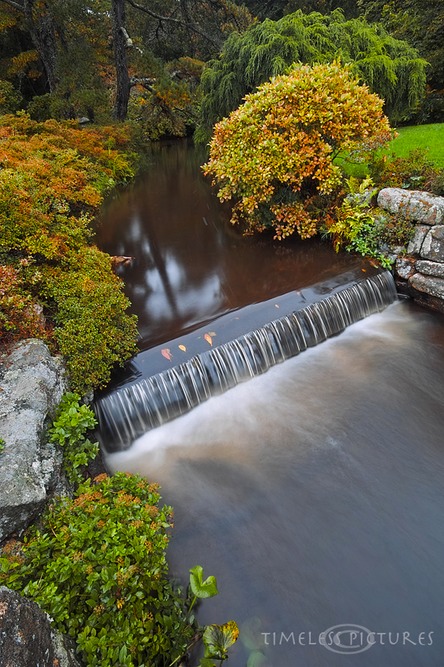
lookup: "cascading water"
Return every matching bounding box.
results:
[94,142,444,667]
[94,271,397,452]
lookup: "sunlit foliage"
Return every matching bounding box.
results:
[204,62,391,241]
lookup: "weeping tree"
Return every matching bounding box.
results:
[196,9,427,141]
[358,0,444,119]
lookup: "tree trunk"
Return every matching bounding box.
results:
[179,0,194,55]
[111,0,130,121]
[23,0,59,92]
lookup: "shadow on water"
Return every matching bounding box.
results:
[107,302,444,667]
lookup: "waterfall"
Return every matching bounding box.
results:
[95,271,398,452]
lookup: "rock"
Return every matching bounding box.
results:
[406,225,430,255]
[0,587,82,667]
[110,255,134,268]
[409,273,444,300]
[420,225,444,262]
[377,188,444,225]
[395,257,416,280]
[0,340,67,543]
[415,259,444,279]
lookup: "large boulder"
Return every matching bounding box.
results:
[0,587,82,667]
[421,225,444,262]
[415,259,444,279]
[409,273,444,301]
[377,188,444,226]
[0,340,67,543]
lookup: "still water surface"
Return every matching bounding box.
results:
[98,142,444,666]
[96,140,369,353]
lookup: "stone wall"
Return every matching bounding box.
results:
[377,188,444,313]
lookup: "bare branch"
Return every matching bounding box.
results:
[125,0,220,47]
[0,0,25,12]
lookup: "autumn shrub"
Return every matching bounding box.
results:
[0,113,138,391]
[0,472,195,667]
[40,248,138,393]
[203,62,392,241]
[0,263,46,345]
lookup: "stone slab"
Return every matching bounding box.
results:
[378,188,444,225]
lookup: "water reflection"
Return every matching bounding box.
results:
[107,302,444,667]
[95,140,368,350]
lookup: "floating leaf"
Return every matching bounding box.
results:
[161,348,172,361]
[204,333,213,346]
[178,344,186,352]
[274,304,280,308]
[208,331,216,336]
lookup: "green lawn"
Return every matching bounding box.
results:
[389,123,444,168]
[336,122,444,177]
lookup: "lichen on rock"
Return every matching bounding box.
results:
[0,340,68,543]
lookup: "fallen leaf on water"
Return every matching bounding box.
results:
[275,304,280,308]
[362,268,367,272]
[178,344,186,352]
[208,331,216,337]
[204,333,213,346]
[161,348,173,361]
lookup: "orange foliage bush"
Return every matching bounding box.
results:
[0,114,138,391]
[0,264,47,346]
[204,62,392,240]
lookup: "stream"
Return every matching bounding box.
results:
[96,141,444,667]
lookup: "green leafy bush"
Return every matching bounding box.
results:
[323,177,414,266]
[48,392,99,486]
[0,473,195,667]
[40,247,138,393]
[370,148,444,195]
[0,79,23,114]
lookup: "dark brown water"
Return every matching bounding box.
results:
[96,140,372,357]
[97,142,444,667]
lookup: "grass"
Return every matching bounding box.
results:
[336,122,444,177]
[389,123,444,168]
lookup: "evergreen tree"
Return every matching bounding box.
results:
[358,0,444,92]
[196,9,427,141]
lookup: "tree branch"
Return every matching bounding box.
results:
[125,0,220,47]
[0,0,25,12]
